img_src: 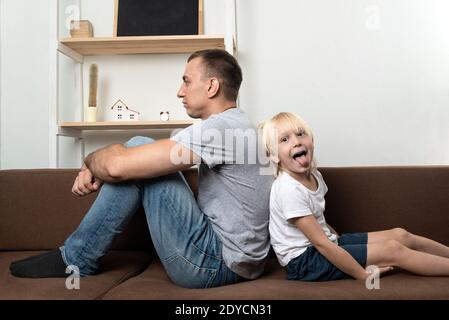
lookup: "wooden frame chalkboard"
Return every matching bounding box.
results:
[114,0,203,37]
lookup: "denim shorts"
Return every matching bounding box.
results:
[286,233,368,281]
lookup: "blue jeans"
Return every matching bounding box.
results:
[287,233,368,281]
[61,136,243,288]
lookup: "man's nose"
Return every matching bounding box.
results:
[177,85,184,98]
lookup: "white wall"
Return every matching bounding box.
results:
[1,0,448,169]
[0,1,2,169]
[0,0,51,168]
[237,0,449,166]
[59,0,227,165]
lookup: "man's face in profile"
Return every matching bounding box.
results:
[177,57,210,119]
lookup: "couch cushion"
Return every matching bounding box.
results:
[103,258,449,300]
[0,250,151,300]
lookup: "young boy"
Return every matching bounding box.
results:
[261,112,449,281]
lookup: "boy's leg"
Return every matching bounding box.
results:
[366,240,449,276]
[368,228,449,258]
[140,172,242,288]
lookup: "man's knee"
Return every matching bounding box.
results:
[125,136,155,148]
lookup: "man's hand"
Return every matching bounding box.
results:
[72,165,103,196]
[84,144,125,183]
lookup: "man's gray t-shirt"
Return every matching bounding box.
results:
[170,108,273,279]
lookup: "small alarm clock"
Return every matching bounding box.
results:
[160,111,170,121]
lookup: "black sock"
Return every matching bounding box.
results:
[10,249,68,278]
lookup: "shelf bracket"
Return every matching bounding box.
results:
[58,43,84,63]
[225,0,237,55]
[58,127,83,139]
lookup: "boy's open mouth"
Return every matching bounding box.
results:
[292,149,310,168]
[292,150,307,160]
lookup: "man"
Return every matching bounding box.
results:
[10,49,273,288]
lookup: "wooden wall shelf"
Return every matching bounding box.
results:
[59,35,225,56]
[59,120,197,131]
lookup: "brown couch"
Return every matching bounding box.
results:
[1,167,449,300]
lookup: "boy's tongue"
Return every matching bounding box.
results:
[296,154,309,167]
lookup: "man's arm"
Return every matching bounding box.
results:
[84,139,200,183]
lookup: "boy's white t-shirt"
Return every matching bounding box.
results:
[269,169,338,266]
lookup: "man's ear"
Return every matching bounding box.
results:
[207,78,220,98]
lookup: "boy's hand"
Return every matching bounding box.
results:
[376,265,394,277]
[358,266,394,280]
[72,166,103,196]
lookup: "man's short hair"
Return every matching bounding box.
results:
[188,49,242,101]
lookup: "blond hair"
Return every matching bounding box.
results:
[259,112,316,177]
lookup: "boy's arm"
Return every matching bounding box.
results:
[84,139,200,183]
[291,215,368,280]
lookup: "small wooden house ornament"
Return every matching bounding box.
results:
[110,99,140,121]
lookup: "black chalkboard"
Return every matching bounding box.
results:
[115,0,202,37]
